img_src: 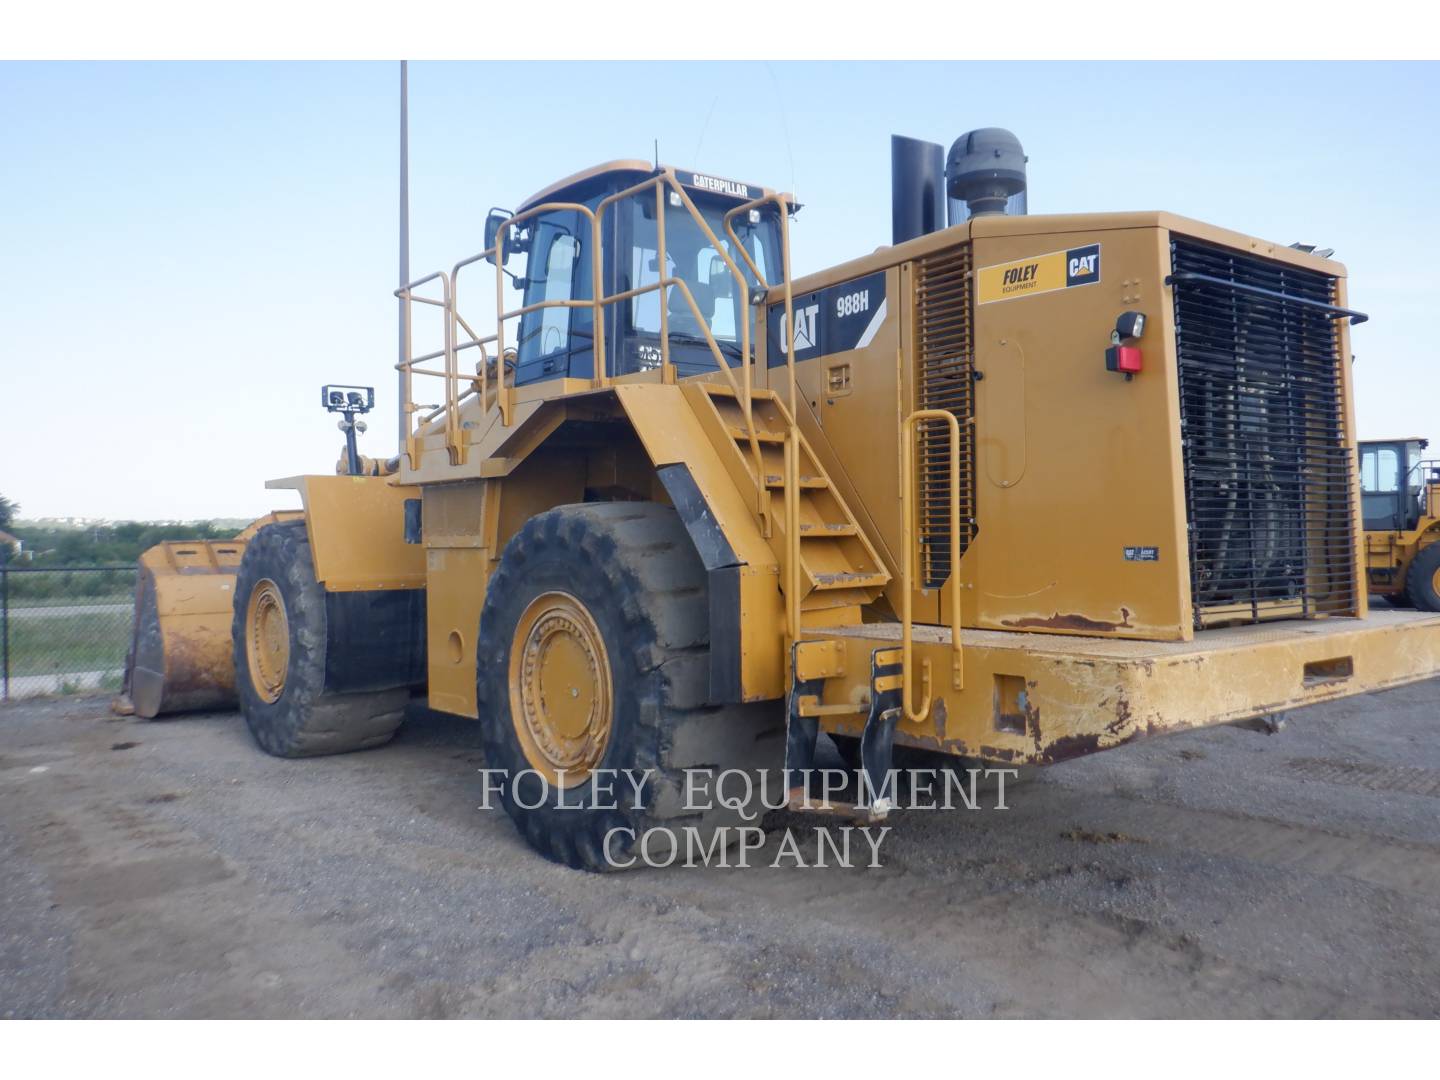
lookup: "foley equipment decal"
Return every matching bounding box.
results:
[976,243,1101,305]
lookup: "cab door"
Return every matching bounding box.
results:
[514,210,596,385]
[1360,442,1405,531]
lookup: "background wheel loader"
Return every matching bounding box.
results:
[120,68,1440,870]
[1359,437,1440,610]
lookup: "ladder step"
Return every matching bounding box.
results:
[812,571,889,590]
[801,587,873,608]
[764,474,827,490]
[703,383,778,401]
[796,698,867,719]
[783,790,869,820]
[726,425,786,444]
[799,522,859,537]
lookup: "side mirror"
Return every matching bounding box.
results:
[485,209,513,266]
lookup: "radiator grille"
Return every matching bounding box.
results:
[914,244,976,588]
[1171,237,1358,627]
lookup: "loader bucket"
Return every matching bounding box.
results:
[116,512,303,718]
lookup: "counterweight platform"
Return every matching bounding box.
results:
[803,610,1440,765]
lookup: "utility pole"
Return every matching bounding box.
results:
[397,60,411,449]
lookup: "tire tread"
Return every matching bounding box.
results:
[232,520,407,758]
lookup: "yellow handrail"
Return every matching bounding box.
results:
[722,193,796,421]
[783,428,801,642]
[395,176,779,451]
[615,174,779,533]
[492,200,604,425]
[393,269,451,469]
[900,409,968,723]
[723,192,798,615]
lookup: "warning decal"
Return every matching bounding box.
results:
[976,243,1101,305]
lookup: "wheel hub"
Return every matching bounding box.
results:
[509,591,613,786]
[246,578,290,704]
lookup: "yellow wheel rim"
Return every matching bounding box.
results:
[508,591,613,788]
[246,578,290,704]
[1432,566,1440,597]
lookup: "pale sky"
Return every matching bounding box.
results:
[3,61,1437,521]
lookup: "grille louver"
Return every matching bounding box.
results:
[1171,238,1358,627]
[914,244,977,589]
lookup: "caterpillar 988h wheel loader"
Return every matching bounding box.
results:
[126,99,1440,869]
[1359,437,1440,610]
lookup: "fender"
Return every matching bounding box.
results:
[419,384,786,710]
[264,475,427,693]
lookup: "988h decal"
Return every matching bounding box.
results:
[768,271,888,365]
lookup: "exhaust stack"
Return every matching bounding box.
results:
[890,135,946,245]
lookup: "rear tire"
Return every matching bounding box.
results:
[232,521,408,757]
[1404,542,1440,613]
[477,503,780,871]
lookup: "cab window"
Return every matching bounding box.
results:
[1361,445,1399,494]
[515,210,595,382]
[538,233,578,354]
[624,240,748,342]
[698,248,736,340]
[629,244,671,338]
[614,196,779,376]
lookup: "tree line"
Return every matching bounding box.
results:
[1,494,241,601]
[8,519,234,567]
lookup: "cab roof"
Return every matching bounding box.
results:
[517,160,782,214]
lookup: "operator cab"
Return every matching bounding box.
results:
[1360,438,1429,531]
[490,162,786,387]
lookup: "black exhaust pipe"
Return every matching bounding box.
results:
[891,135,946,246]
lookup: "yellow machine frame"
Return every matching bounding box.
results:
[259,162,1440,768]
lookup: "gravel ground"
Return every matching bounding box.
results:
[1,682,1438,1019]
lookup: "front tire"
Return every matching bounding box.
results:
[477,503,779,871]
[1405,542,1440,613]
[232,521,408,757]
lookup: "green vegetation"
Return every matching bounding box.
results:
[10,592,133,610]
[3,517,247,603]
[10,519,234,567]
[7,610,131,677]
[0,505,247,696]
[0,498,242,694]
[6,569,135,605]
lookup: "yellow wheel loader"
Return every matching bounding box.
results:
[122,71,1440,869]
[1359,438,1440,610]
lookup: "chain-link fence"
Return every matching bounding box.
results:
[1,565,137,701]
